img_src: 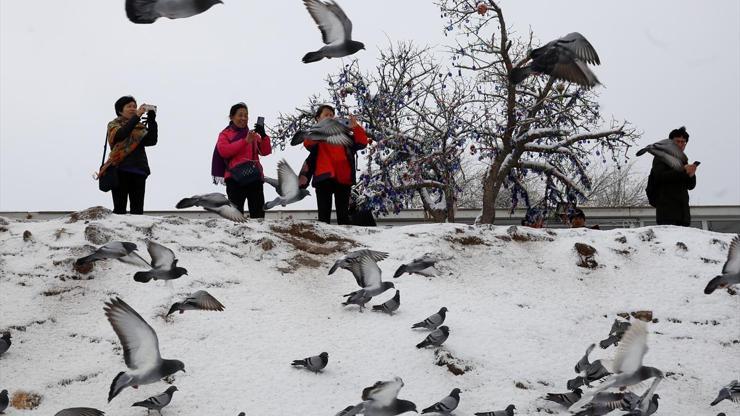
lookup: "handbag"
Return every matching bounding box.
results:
[98,130,118,192]
[228,140,261,185]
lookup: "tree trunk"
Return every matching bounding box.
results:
[479,162,503,224]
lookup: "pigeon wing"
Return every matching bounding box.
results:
[558,32,600,65]
[277,159,300,200]
[201,193,232,207]
[55,409,105,416]
[612,320,648,374]
[147,241,177,270]
[358,255,383,288]
[104,297,161,370]
[549,59,599,87]
[325,0,353,40]
[189,290,225,311]
[721,235,740,274]
[362,377,403,406]
[303,0,348,45]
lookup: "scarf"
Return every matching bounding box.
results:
[211,123,250,185]
[96,117,148,178]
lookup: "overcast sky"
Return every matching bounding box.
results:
[1,0,738,212]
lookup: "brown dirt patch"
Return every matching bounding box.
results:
[67,206,112,223]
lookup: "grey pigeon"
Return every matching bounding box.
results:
[291,351,328,373]
[393,256,437,278]
[167,290,225,316]
[422,388,461,414]
[75,241,148,267]
[624,394,660,416]
[573,391,639,416]
[291,117,353,146]
[705,235,740,294]
[176,192,245,222]
[131,386,178,414]
[105,297,185,402]
[411,307,447,330]
[0,390,8,414]
[0,332,10,356]
[599,319,631,349]
[416,326,449,349]
[570,321,664,413]
[545,389,582,408]
[329,249,389,284]
[636,138,688,171]
[133,241,188,283]
[342,256,395,310]
[510,32,600,87]
[474,404,516,416]
[568,343,611,390]
[372,290,400,314]
[710,380,740,406]
[126,0,222,24]
[238,413,245,416]
[302,0,364,63]
[337,377,417,416]
[263,159,311,210]
[55,409,105,416]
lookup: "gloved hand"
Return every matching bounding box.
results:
[146,110,156,123]
[253,122,266,137]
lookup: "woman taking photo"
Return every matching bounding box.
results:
[212,102,272,218]
[101,95,158,215]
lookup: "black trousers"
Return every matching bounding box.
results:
[112,170,147,215]
[226,179,265,218]
[315,180,351,225]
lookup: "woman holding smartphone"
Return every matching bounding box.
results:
[102,95,158,215]
[212,102,272,218]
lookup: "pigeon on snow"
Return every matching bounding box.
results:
[133,241,188,283]
[54,409,105,416]
[474,404,516,416]
[710,380,740,406]
[372,290,400,315]
[167,290,225,316]
[75,242,149,267]
[411,307,447,330]
[0,332,11,356]
[342,255,395,310]
[416,326,449,349]
[545,388,583,408]
[572,391,639,416]
[302,0,365,63]
[0,390,8,414]
[291,352,329,373]
[393,256,437,278]
[422,388,461,414]
[510,32,600,87]
[635,139,688,171]
[125,0,222,24]
[329,249,389,285]
[599,318,631,349]
[624,394,660,416]
[567,343,611,390]
[131,386,178,414]
[176,192,246,222]
[337,377,417,416]
[105,298,185,402]
[263,159,311,210]
[705,235,740,294]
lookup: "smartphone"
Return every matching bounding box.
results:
[693,161,701,166]
[143,104,157,113]
[256,116,265,128]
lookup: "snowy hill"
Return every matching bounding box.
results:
[0,207,738,415]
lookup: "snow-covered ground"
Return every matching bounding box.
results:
[0,208,738,415]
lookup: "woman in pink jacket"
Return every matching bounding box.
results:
[212,102,272,218]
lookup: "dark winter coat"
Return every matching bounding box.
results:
[650,157,696,226]
[110,115,158,176]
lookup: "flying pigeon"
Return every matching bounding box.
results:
[636,139,688,171]
[176,193,246,222]
[509,32,600,87]
[705,235,740,294]
[572,391,639,416]
[337,377,417,416]
[474,404,516,416]
[104,298,185,402]
[291,352,329,373]
[599,319,631,349]
[570,321,664,413]
[0,332,10,356]
[393,256,437,278]
[0,390,8,414]
[624,394,660,416]
[263,159,311,210]
[302,0,365,63]
[75,242,149,267]
[342,256,395,310]
[411,307,448,330]
[372,290,400,314]
[567,343,611,390]
[54,409,105,416]
[422,388,461,414]
[416,326,449,349]
[545,388,583,408]
[133,241,188,283]
[125,0,222,24]
[298,117,354,147]
[329,249,389,286]
[131,386,178,414]
[167,290,225,316]
[710,380,740,406]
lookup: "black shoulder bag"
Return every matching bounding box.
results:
[98,131,118,192]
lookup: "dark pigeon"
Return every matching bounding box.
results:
[302,0,365,63]
[416,326,449,349]
[474,404,516,416]
[411,307,447,330]
[393,256,437,278]
[337,377,417,416]
[705,235,740,294]
[710,380,740,406]
[131,386,178,413]
[510,32,600,87]
[126,0,222,24]
[599,319,631,349]
[545,389,582,408]
[176,192,246,222]
[0,332,10,357]
[167,290,225,316]
[54,409,105,416]
[422,388,461,414]
[0,390,8,414]
[372,290,400,315]
[133,241,188,283]
[75,242,148,267]
[291,352,329,373]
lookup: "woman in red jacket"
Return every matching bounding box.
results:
[214,102,272,218]
[304,105,368,225]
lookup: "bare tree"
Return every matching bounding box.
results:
[582,161,649,207]
[437,0,639,223]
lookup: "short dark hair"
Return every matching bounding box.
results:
[314,104,335,120]
[114,95,136,116]
[229,102,248,118]
[669,126,689,142]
